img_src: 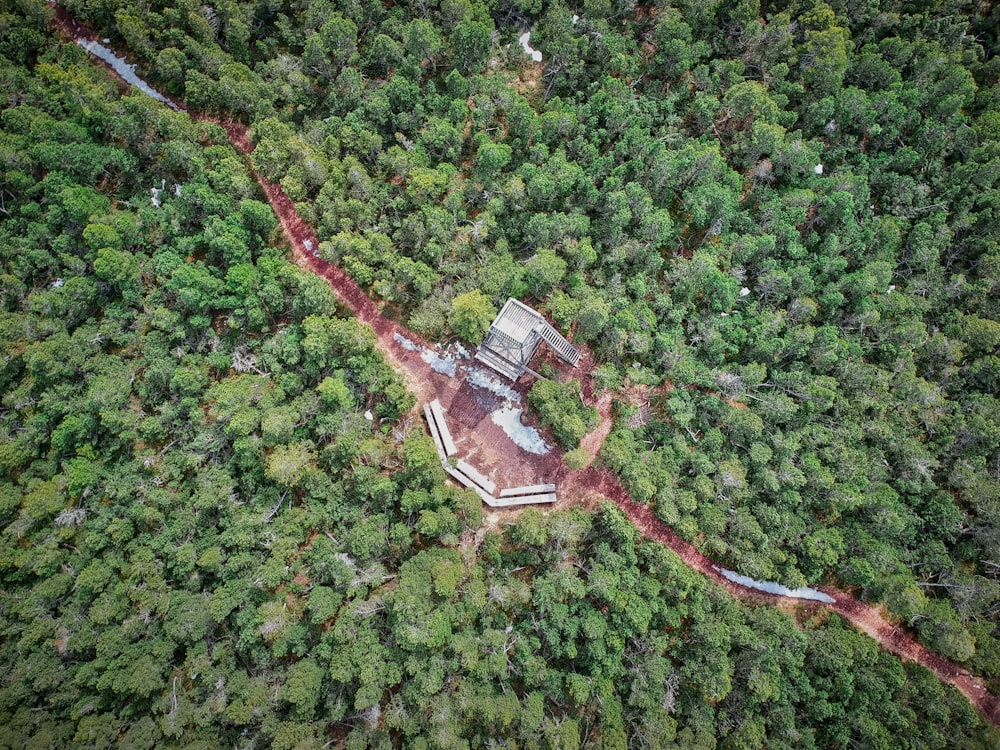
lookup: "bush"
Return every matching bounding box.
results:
[563,446,590,470]
[448,290,496,343]
[527,378,599,450]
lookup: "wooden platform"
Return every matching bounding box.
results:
[488,492,557,507]
[427,399,457,456]
[444,465,495,504]
[499,483,556,498]
[476,298,579,382]
[456,459,496,495]
[474,345,523,381]
[422,398,558,508]
[423,403,448,461]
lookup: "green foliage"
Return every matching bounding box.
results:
[5,1,1000,746]
[279,658,325,718]
[563,446,590,470]
[0,20,444,747]
[447,289,496,344]
[527,378,599,449]
[265,442,317,487]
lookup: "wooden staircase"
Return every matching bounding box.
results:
[536,324,581,366]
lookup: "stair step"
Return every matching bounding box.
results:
[537,325,580,365]
[428,399,457,456]
[488,492,557,507]
[499,483,557,497]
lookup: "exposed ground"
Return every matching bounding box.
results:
[53,7,1000,729]
[210,126,1000,726]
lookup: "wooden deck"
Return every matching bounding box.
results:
[476,298,579,382]
[499,483,557,498]
[423,403,447,460]
[474,345,524,381]
[428,399,457,456]
[444,465,495,504]
[456,459,496,495]
[423,396,557,507]
[488,492,557,507]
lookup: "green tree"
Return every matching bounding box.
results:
[448,290,496,343]
[265,442,317,487]
[527,379,598,449]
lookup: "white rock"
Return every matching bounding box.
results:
[491,406,550,455]
[518,32,543,63]
[364,410,374,421]
[814,164,824,175]
[392,332,421,352]
[739,287,750,297]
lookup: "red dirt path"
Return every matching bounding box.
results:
[220,120,1000,727]
[54,8,1000,730]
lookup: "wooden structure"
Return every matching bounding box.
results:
[422,399,557,507]
[426,400,457,457]
[475,299,581,381]
[499,483,556,497]
[495,483,557,506]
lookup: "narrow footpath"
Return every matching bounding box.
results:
[52,6,1000,729]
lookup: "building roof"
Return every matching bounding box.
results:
[474,299,580,381]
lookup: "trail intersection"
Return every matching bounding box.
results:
[53,7,1000,729]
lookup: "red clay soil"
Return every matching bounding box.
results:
[205,117,434,403]
[50,2,95,41]
[56,10,1000,730]
[220,124,1000,726]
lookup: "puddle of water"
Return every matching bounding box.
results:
[421,348,457,377]
[466,367,552,455]
[713,566,835,603]
[393,332,421,352]
[76,39,182,111]
[466,367,522,403]
[394,334,468,377]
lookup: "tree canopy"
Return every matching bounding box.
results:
[3,0,1000,746]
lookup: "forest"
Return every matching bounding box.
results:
[1,0,1000,747]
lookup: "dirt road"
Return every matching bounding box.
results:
[53,8,999,729]
[219,117,1000,727]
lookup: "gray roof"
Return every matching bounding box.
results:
[474,299,580,381]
